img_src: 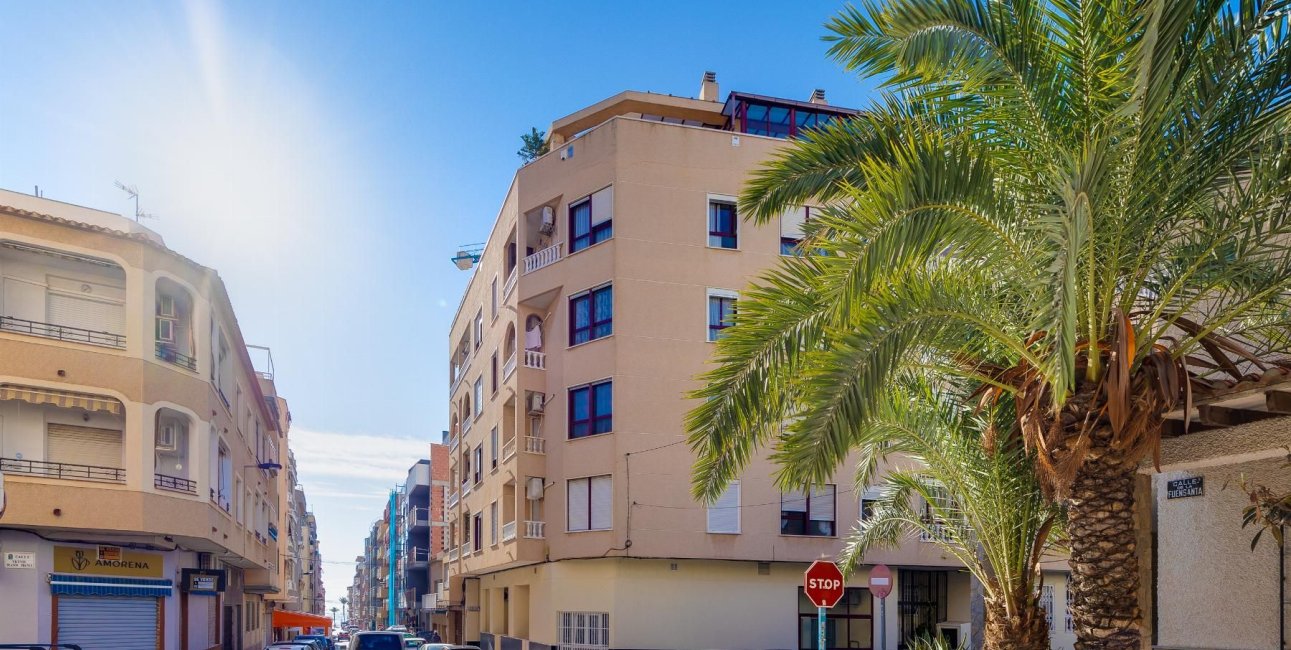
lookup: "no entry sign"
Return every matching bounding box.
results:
[869,564,892,599]
[804,560,846,608]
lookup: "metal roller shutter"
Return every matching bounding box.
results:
[47,292,125,335]
[58,596,158,650]
[47,424,123,469]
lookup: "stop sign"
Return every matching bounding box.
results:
[804,560,846,608]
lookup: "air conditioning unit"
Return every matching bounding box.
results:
[156,423,178,451]
[527,392,545,414]
[526,477,545,500]
[539,206,555,234]
[935,622,971,649]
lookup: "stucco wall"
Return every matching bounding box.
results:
[1155,457,1286,649]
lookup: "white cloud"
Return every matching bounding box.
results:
[290,427,430,482]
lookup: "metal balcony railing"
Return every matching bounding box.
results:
[1,457,125,483]
[523,242,562,275]
[523,350,545,370]
[154,472,197,494]
[501,520,517,542]
[155,342,197,371]
[524,520,546,539]
[1,315,125,348]
[407,506,430,527]
[524,436,546,454]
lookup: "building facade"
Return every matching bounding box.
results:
[0,189,309,650]
[434,75,1077,650]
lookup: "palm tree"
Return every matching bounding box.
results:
[686,1,1291,648]
[841,381,1061,649]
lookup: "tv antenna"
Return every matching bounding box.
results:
[114,181,160,223]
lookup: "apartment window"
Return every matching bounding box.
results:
[490,426,498,469]
[567,475,612,531]
[1065,586,1074,632]
[490,501,498,545]
[491,351,498,395]
[569,187,613,253]
[463,512,472,546]
[473,512,483,552]
[569,380,612,439]
[781,206,810,255]
[1040,584,1055,631]
[569,284,612,345]
[860,487,883,521]
[474,309,484,350]
[474,445,483,484]
[708,199,738,249]
[706,481,740,534]
[707,290,737,342]
[491,276,499,319]
[461,453,471,488]
[781,484,835,536]
[558,612,610,650]
[217,437,232,510]
[473,378,483,418]
[796,588,872,650]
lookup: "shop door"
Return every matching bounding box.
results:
[57,595,158,650]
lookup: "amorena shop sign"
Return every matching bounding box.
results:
[53,545,163,578]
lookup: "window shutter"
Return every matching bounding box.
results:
[707,482,740,533]
[781,206,808,240]
[47,424,123,469]
[47,293,125,335]
[809,485,835,521]
[590,187,613,225]
[782,490,807,512]
[568,478,589,531]
[590,476,613,530]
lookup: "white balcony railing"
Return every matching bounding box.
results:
[502,520,517,542]
[503,267,518,300]
[446,489,459,509]
[502,353,517,381]
[524,436,546,454]
[462,416,474,434]
[524,520,546,539]
[502,437,517,461]
[919,521,953,543]
[523,350,546,370]
[446,546,459,562]
[523,242,563,275]
[449,435,460,454]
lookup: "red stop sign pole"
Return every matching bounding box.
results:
[805,561,845,649]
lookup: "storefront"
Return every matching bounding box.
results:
[48,545,172,650]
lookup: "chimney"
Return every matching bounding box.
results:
[699,71,719,102]
[809,89,828,105]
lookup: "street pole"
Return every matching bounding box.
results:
[387,490,397,629]
[878,596,886,650]
[817,606,826,650]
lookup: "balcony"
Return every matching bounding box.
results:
[154,472,196,494]
[449,435,459,454]
[0,315,125,349]
[502,520,517,542]
[502,437,517,461]
[524,436,546,455]
[446,489,459,509]
[524,520,546,539]
[462,416,474,434]
[523,242,562,275]
[407,506,430,528]
[523,350,546,370]
[155,341,197,371]
[407,546,431,568]
[502,353,517,381]
[503,267,518,301]
[1,457,125,483]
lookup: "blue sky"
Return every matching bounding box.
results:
[0,0,879,618]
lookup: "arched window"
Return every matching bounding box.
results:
[504,322,517,359]
[155,278,196,371]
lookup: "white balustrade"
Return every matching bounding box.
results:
[524,436,546,454]
[523,350,546,370]
[502,520,517,542]
[524,520,546,539]
[523,242,563,274]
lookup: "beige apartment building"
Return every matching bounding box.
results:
[0,189,298,650]
[437,76,1075,650]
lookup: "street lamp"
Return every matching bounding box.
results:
[244,462,283,472]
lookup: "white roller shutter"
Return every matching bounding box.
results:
[782,490,807,513]
[707,481,740,534]
[809,485,836,523]
[590,187,613,225]
[58,596,158,650]
[567,478,590,531]
[47,293,125,335]
[47,424,124,469]
[590,476,612,530]
[781,206,808,240]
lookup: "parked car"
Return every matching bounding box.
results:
[402,638,425,649]
[351,632,407,650]
[385,626,408,633]
[295,635,334,650]
[265,644,313,650]
[418,645,480,650]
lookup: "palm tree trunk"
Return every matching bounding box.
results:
[1066,425,1142,649]
[983,599,1049,650]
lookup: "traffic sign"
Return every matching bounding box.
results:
[869,564,892,599]
[804,560,846,608]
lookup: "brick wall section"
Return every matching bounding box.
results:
[429,442,449,557]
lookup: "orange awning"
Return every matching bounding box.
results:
[271,610,332,632]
